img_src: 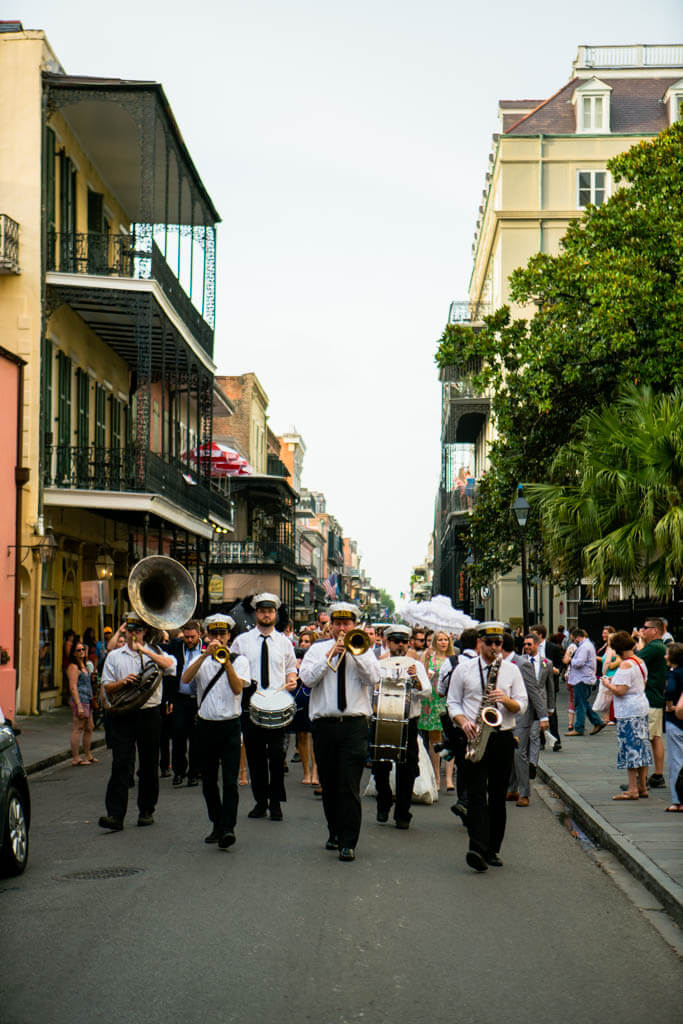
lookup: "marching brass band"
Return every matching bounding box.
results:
[98,560,532,872]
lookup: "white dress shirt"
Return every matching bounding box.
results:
[193,653,251,721]
[446,655,527,731]
[230,627,297,691]
[378,656,432,717]
[177,643,204,695]
[101,644,177,710]
[299,640,382,720]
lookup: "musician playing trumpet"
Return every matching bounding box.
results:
[99,611,176,832]
[373,624,431,830]
[446,621,526,872]
[181,615,251,850]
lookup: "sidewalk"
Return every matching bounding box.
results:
[14,694,683,923]
[538,688,682,926]
[14,706,107,775]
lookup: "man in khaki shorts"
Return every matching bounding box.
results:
[637,618,667,788]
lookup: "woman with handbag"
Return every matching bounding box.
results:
[67,640,96,766]
[601,631,653,800]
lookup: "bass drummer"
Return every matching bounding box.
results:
[180,614,251,850]
[230,593,297,821]
[373,624,431,830]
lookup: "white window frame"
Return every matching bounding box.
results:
[663,80,683,126]
[576,170,610,210]
[572,78,611,134]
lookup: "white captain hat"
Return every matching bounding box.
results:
[329,602,360,623]
[204,613,235,634]
[385,624,412,642]
[477,620,505,639]
[253,592,281,609]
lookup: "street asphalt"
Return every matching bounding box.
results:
[2,748,682,1024]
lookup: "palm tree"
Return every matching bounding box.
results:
[527,385,683,600]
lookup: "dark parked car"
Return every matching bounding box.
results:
[0,707,30,875]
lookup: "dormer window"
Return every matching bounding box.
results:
[663,80,683,126]
[572,77,612,134]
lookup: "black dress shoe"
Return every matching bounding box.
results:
[486,854,503,867]
[648,774,666,789]
[205,828,220,843]
[325,837,340,851]
[187,777,199,788]
[269,806,283,821]
[218,830,236,849]
[451,802,468,824]
[172,775,184,787]
[376,808,389,823]
[395,819,411,830]
[98,815,123,831]
[248,804,268,819]
[160,768,172,778]
[552,742,562,752]
[137,813,154,827]
[339,847,355,862]
[529,764,537,780]
[465,850,488,872]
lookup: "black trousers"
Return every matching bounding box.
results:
[372,718,419,822]
[243,717,287,808]
[196,716,241,832]
[441,712,468,805]
[172,693,199,779]
[463,729,516,858]
[312,716,369,848]
[105,706,161,821]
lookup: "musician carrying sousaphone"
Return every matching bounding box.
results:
[98,610,176,831]
[446,621,527,872]
[372,623,431,830]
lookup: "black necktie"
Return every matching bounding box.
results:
[260,635,270,689]
[337,653,347,712]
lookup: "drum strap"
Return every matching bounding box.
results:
[198,653,237,710]
[337,654,347,712]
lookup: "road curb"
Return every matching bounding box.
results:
[538,761,683,929]
[25,737,107,777]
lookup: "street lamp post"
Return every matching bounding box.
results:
[512,485,530,635]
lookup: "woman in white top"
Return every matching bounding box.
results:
[601,631,653,800]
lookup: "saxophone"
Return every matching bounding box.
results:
[465,654,504,762]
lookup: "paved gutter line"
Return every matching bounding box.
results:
[24,737,107,777]
[538,762,683,929]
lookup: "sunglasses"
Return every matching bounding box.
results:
[481,638,503,646]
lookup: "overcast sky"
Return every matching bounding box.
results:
[19,0,682,600]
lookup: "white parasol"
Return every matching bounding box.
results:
[398,595,478,637]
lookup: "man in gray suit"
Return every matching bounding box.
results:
[503,633,549,807]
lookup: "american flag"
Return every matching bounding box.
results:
[323,573,337,599]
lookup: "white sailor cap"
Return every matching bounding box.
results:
[477,620,505,639]
[253,592,281,610]
[385,624,412,642]
[204,613,235,633]
[329,602,360,623]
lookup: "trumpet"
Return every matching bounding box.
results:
[212,646,230,664]
[326,628,372,672]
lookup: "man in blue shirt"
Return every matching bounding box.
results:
[565,629,605,737]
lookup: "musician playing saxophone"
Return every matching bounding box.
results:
[446,621,526,872]
[99,612,176,832]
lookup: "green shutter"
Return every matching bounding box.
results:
[56,352,72,481]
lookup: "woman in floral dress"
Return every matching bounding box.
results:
[419,631,455,792]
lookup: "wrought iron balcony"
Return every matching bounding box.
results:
[439,484,479,520]
[46,231,213,355]
[0,215,19,274]
[43,444,234,526]
[447,300,491,325]
[210,538,296,570]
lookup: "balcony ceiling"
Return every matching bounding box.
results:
[44,75,220,225]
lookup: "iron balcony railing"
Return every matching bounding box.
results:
[439,484,478,518]
[44,445,234,526]
[0,214,19,274]
[447,300,491,325]
[46,231,213,356]
[210,538,296,570]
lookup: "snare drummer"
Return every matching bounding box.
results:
[230,593,297,821]
[373,624,431,829]
[181,615,251,850]
[299,602,382,862]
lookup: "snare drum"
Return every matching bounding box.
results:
[249,688,296,729]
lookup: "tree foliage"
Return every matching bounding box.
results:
[526,386,683,599]
[435,121,683,587]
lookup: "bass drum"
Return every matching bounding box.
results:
[370,656,413,764]
[249,689,296,729]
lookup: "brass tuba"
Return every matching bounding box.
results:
[106,556,197,714]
